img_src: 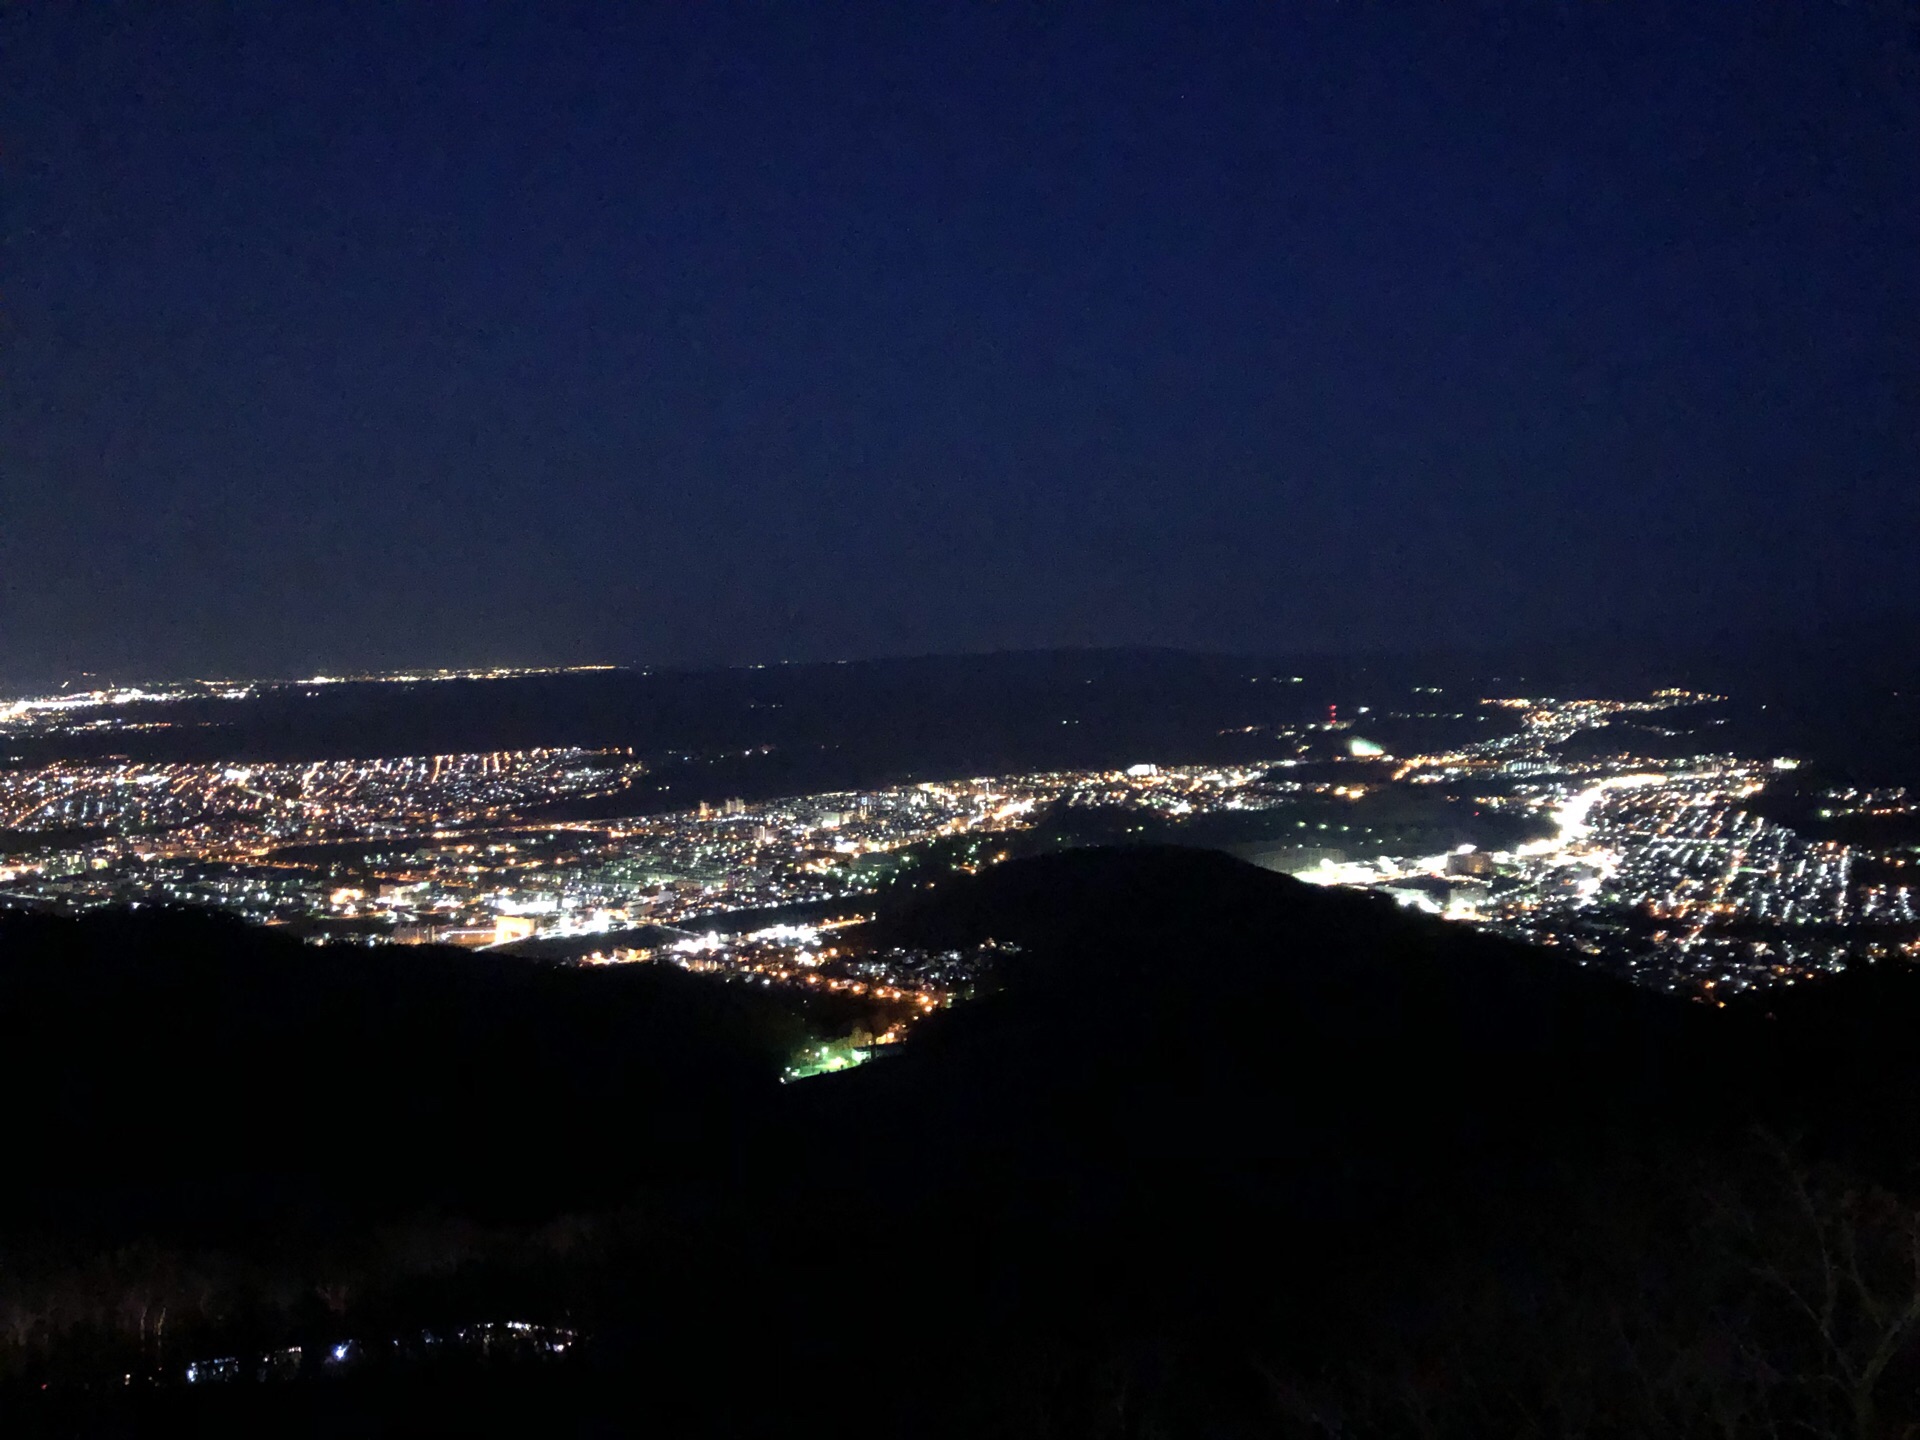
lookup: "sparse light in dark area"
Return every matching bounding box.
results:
[5,4,1920,1435]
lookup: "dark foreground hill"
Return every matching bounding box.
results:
[16,851,1920,1436]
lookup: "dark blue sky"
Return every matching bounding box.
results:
[5,3,1916,681]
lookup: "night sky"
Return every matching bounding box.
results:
[5,4,1916,682]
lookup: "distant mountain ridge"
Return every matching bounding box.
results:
[12,635,1916,800]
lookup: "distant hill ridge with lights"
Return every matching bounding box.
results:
[8,634,1918,801]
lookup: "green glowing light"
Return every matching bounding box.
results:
[784,1039,876,1081]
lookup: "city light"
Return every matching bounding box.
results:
[0,677,1912,998]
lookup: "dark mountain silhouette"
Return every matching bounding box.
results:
[0,908,874,1241]
[15,849,1920,1435]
